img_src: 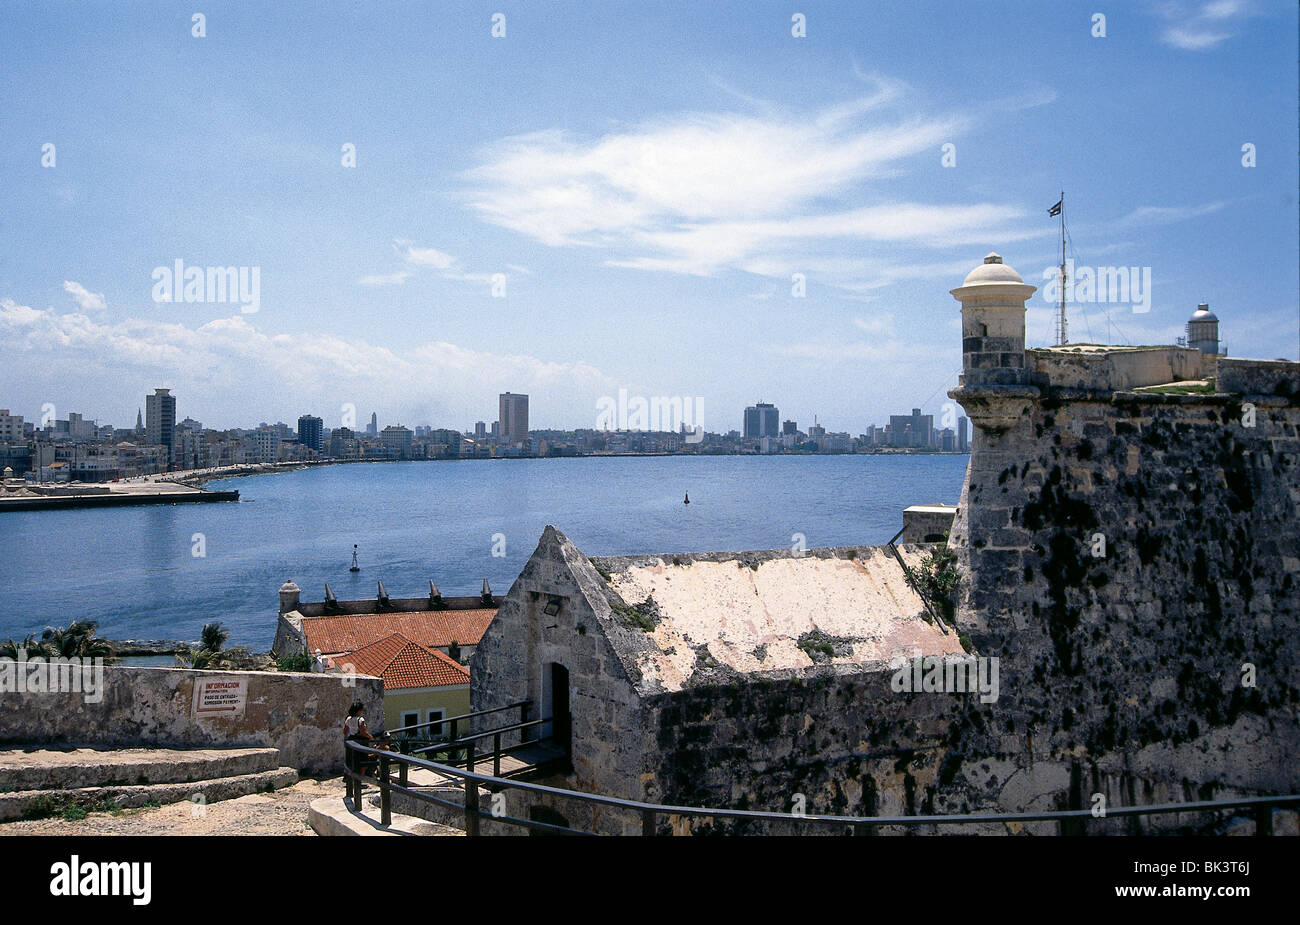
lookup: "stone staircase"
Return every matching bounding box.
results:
[0,746,299,822]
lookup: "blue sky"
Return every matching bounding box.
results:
[1,0,1295,435]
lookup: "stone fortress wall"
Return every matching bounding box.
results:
[944,254,1300,824]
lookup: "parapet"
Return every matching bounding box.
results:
[1217,357,1300,399]
[1028,345,1207,391]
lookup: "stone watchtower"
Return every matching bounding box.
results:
[1186,302,1220,356]
[947,253,1039,434]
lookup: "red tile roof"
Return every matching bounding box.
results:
[302,610,494,656]
[339,633,470,690]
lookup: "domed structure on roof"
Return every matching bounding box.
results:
[1187,302,1221,356]
[960,253,1026,287]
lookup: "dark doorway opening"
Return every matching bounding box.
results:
[550,662,571,755]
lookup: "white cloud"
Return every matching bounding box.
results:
[62,280,106,311]
[1114,201,1229,228]
[0,299,615,429]
[1155,1,1254,50]
[461,85,1045,288]
[398,242,457,270]
[357,272,412,287]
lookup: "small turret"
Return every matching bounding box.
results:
[948,253,1042,434]
[278,579,301,615]
[1187,302,1221,356]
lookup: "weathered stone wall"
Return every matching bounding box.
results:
[948,390,1300,819]
[901,505,957,543]
[1028,346,1206,390]
[471,527,655,823]
[0,666,383,774]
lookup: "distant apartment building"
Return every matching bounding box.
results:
[782,420,798,436]
[424,428,462,459]
[381,425,414,459]
[887,408,934,448]
[366,412,379,437]
[145,388,177,463]
[330,426,361,459]
[958,416,969,453]
[0,410,24,443]
[743,402,779,439]
[250,427,280,462]
[175,418,207,470]
[474,421,487,440]
[499,393,529,446]
[298,414,324,454]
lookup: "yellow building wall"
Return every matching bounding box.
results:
[382,685,470,735]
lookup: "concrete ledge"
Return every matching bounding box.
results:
[0,766,299,822]
[0,746,282,791]
[308,795,460,836]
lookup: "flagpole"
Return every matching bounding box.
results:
[1058,190,1067,346]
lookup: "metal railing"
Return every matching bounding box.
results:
[343,740,1300,837]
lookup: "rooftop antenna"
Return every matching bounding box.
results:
[349,544,360,572]
[1050,191,1068,346]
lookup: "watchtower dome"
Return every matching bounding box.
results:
[1186,302,1221,356]
[948,253,1041,434]
[952,253,1038,388]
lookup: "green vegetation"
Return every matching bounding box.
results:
[611,596,657,632]
[588,559,612,582]
[276,653,314,672]
[912,541,961,624]
[2,620,115,661]
[796,630,836,662]
[176,621,260,669]
[61,804,88,822]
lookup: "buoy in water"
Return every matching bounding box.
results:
[349,544,360,572]
[684,493,690,505]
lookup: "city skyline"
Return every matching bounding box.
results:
[1,2,1296,436]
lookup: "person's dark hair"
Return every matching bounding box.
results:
[348,701,364,717]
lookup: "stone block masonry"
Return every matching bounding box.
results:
[0,666,384,775]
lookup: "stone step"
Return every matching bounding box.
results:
[308,796,461,836]
[0,766,300,822]
[0,746,283,792]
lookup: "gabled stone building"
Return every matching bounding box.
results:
[470,528,973,833]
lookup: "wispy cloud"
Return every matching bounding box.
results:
[1114,201,1229,228]
[1154,1,1254,51]
[62,280,106,311]
[0,298,614,427]
[462,82,1045,287]
[357,272,412,287]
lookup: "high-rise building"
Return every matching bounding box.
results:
[298,415,324,453]
[499,392,529,446]
[474,421,487,440]
[145,388,176,462]
[782,420,798,436]
[887,408,934,448]
[366,412,378,436]
[743,402,779,439]
[957,416,969,453]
